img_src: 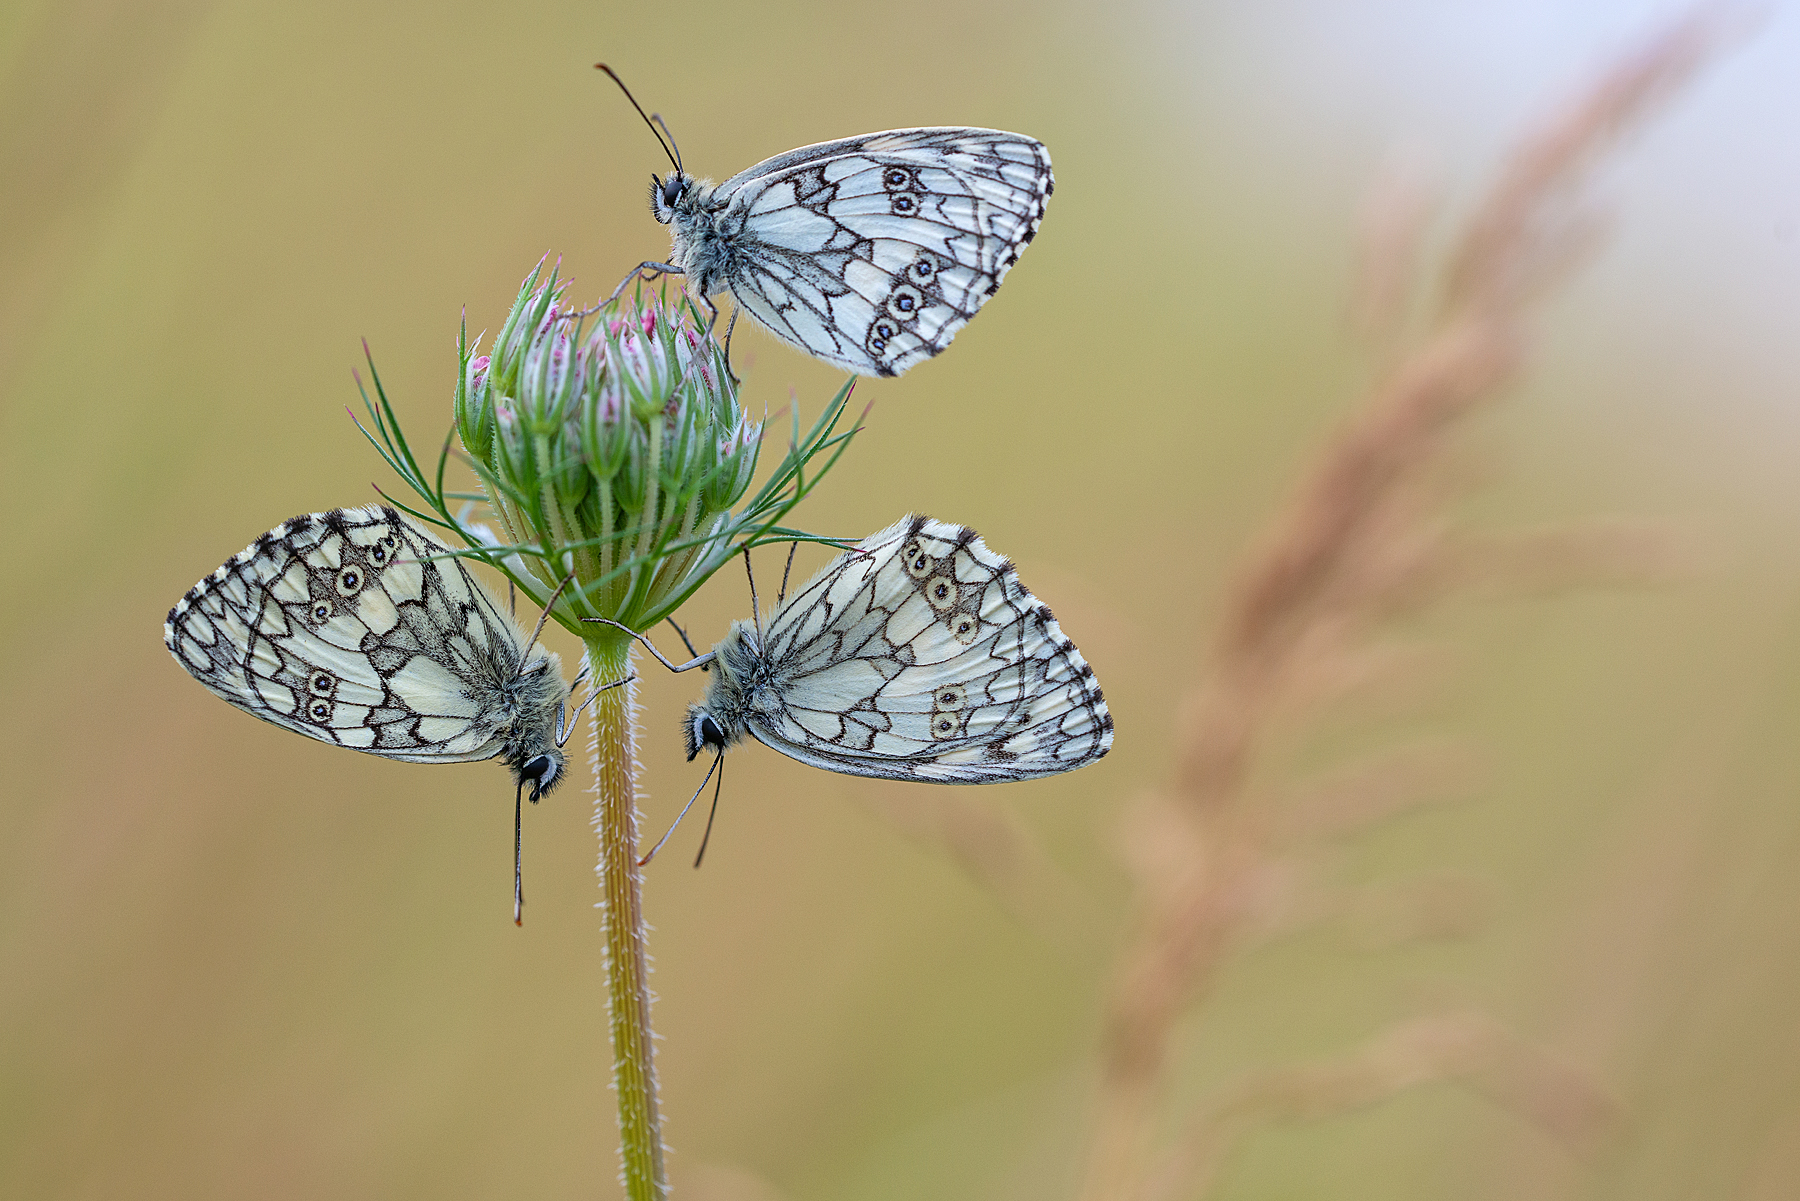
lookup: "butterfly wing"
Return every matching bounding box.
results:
[748,516,1111,782]
[165,506,541,763]
[714,129,1052,377]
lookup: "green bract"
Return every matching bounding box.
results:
[356,259,860,636]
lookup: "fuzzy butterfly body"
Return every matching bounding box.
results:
[653,128,1052,377]
[685,516,1111,782]
[165,505,575,800]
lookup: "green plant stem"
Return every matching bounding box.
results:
[584,630,666,1200]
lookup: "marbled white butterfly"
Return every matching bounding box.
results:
[600,516,1112,863]
[165,505,618,920]
[600,66,1052,378]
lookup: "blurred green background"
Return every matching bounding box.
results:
[5,2,1800,1198]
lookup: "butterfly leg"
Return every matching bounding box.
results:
[561,262,687,320]
[776,542,797,607]
[742,547,763,645]
[556,673,637,746]
[689,296,741,386]
[718,307,743,386]
[705,306,741,385]
[581,617,715,673]
[609,261,683,305]
[665,617,710,671]
[517,571,577,667]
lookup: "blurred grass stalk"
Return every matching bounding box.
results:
[1076,11,1738,1201]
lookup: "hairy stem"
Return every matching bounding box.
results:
[584,631,666,1200]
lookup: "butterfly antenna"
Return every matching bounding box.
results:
[650,112,683,177]
[638,752,720,867]
[595,63,681,175]
[693,753,726,869]
[777,542,797,607]
[518,571,576,672]
[514,778,527,926]
[743,547,763,646]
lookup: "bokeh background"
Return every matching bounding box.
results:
[4,2,1800,1198]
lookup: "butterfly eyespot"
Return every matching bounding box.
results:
[308,699,331,722]
[933,684,967,712]
[910,255,938,280]
[310,601,332,623]
[882,168,912,190]
[930,713,962,740]
[886,286,924,318]
[903,542,933,579]
[925,576,957,610]
[335,567,363,596]
[309,671,335,696]
[368,544,388,566]
[867,318,899,355]
[949,615,981,644]
[890,193,919,216]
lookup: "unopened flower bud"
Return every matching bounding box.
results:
[458,262,759,629]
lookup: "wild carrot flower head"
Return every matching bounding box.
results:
[359,258,857,635]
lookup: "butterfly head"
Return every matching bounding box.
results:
[513,749,565,802]
[648,173,693,224]
[682,705,730,762]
